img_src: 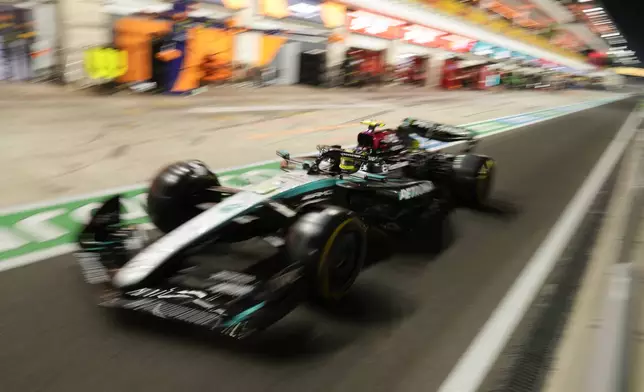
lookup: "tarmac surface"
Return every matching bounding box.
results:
[0,83,623,207]
[0,95,637,392]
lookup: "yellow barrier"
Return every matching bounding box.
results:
[463,8,489,26]
[611,67,644,78]
[84,47,128,80]
[434,0,465,15]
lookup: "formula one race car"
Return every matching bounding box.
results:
[75,150,452,339]
[319,118,496,206]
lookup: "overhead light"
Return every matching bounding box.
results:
[583,7,604,12]
[602,33,620,37]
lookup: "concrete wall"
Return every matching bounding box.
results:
[60,0,111,83]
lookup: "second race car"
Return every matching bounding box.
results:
[310,118,496,206]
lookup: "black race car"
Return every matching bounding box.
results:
[317,118,496,206]
[75,148,455,339]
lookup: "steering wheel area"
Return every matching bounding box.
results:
[308,147,364,176]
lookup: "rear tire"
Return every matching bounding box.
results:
[451,154,495,207]
[409,196,453,253]
[286,207,367,301]
[147,160,221,233]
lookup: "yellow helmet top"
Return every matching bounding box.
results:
[339,157,356,171]
[339,149,365,172]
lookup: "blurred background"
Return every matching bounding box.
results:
[0,0,642,94]
[2,2,644,392]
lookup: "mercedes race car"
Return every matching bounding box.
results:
[319,118,496,206]
[75,148,454,339]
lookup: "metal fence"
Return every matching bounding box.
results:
[0,0,61,82]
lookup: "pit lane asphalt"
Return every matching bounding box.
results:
[0,97,638,392]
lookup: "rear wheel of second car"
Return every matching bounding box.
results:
[451,154,495,207]
[286,207,367,301]
[410,195,453,254]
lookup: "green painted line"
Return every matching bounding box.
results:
[0,163,280,261]
[0,188,148,260]
[0,95,631,263]
[466,122,506,132]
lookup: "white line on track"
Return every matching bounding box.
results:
[0,223,157,274]
[437,106,642,392]
[0,244,78,273]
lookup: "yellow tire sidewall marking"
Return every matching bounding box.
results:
[318,217,358,299]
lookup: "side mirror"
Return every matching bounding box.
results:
[276,149,290,160]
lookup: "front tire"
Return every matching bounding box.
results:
[286,207,367,301]
[147,160,221,233]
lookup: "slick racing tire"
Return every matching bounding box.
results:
[147,160,221,233]
[409,194,453,254]
[451,154,495,206]
[286,207,367,301]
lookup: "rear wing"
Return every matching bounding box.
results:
[399,117,477,145]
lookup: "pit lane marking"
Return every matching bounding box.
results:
[437,106,642,392]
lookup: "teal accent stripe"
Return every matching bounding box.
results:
[223,302,266,327]
[273,178,339,199]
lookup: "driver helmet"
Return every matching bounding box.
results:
[339,156,357,172]
[339,148,368,172]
